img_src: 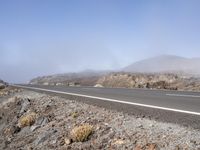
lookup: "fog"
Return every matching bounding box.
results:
[0,41,154,83]
[1,0,200,83]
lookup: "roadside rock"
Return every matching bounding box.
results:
[35,117,49,127]
[19,98,31,115]
[94,84,104,88]
[30,125,40,132]
[34,130,55,145]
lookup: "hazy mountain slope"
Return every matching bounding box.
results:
[123,55,200,75]
[29,70,109,85]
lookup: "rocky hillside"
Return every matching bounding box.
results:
[1,88,200,149]
[123,55,200,76]
[97,73,200,91]
[97,73,178,89]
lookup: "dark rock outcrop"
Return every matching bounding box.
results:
[0,80,8,90]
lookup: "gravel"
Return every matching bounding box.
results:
[0,88,200,149]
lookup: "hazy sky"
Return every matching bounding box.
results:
[1,0,200,83]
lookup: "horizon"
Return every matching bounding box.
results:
[1,0,200,83]
[4,54,200,83]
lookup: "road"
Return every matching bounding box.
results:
[13,84,200,128]
[13,84,200,115]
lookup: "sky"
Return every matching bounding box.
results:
[1,0,200,83]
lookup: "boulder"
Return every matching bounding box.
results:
[36,117,49,126]
[0,80,7,89]
[0,83,6,89]
[34,129,56,145]
[94,84,104,88]
[30,125,40,132]
[19,98,31,115]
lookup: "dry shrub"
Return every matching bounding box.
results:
[19,112,37,127]
[70,124,93,142]
[147,143,157,150]
[70,112,79,118]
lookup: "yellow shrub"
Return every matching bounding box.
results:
[19,112,37,127]
[70,124,93,142]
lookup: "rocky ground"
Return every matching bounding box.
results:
[1,84,200,150]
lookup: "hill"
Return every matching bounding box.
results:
[29,55,200,92]
[123,55,200,76]
[29,70,108,86]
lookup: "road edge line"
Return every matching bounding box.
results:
[12,85,200,116]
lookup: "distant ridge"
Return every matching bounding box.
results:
[123,55,200,75]
[29,55,200,85]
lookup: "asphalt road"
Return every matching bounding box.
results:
[13,84,200,128]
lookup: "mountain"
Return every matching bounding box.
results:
[123,55,200,76]
[29,55,200,86]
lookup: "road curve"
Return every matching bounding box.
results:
[12,84,200,129]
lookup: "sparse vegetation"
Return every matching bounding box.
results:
[1,89,200,149]
[70,111,79,118]
[70,124,93,142]
[0,86,21,97]
[18,112,37,127]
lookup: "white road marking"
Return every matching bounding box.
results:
[81,88,100,91]
[13,85,200,116]
[166,93,200,98]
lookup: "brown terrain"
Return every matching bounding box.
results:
[30,72,200,92]
[97,73,200,91]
